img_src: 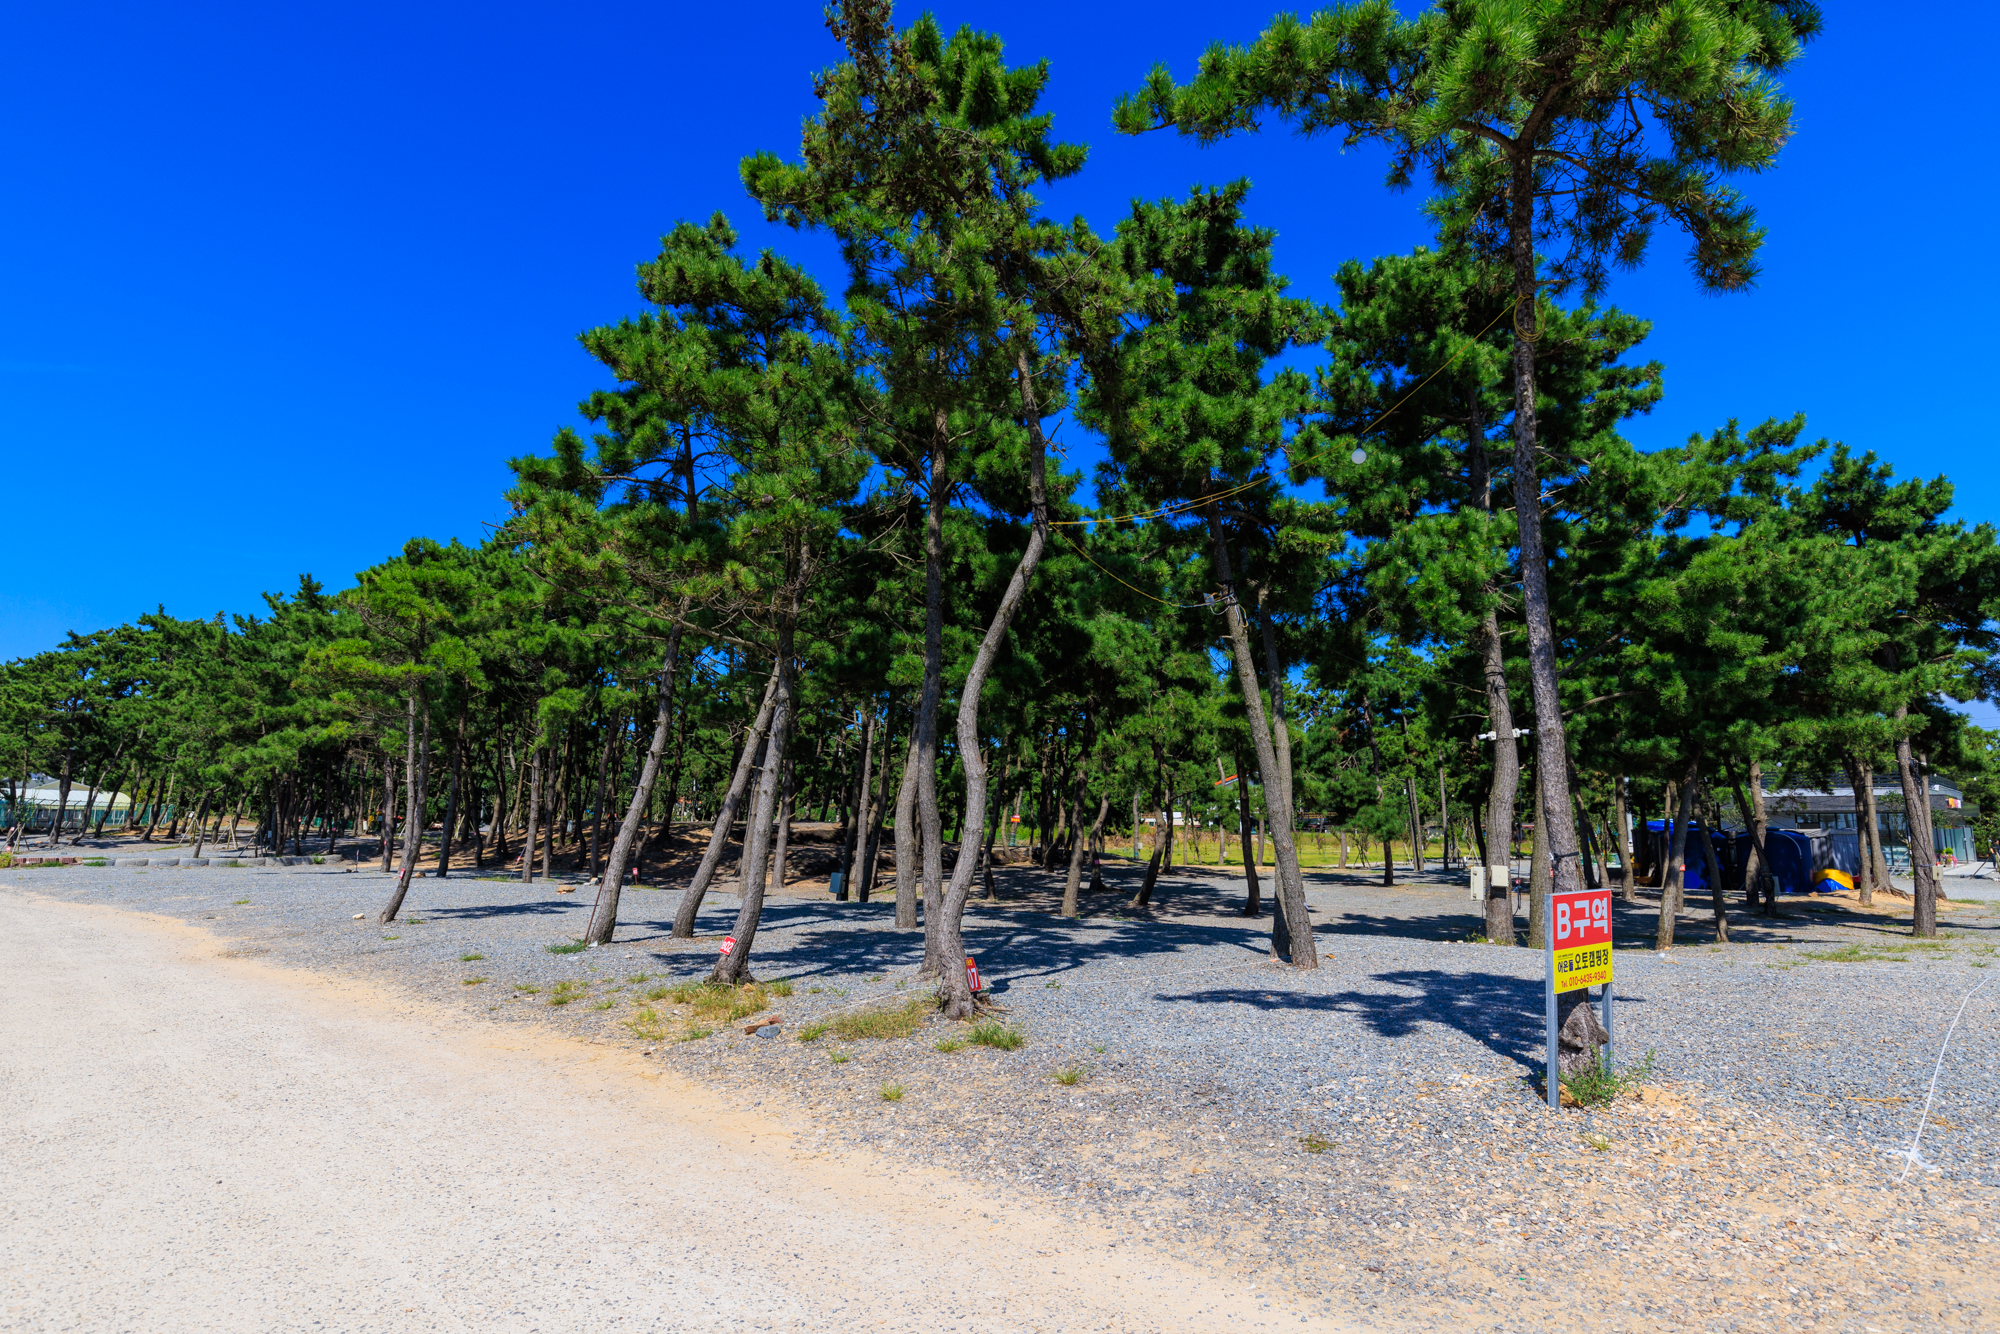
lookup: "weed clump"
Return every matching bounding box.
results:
[934,1036,966,1053]
[1560,1049,1658,1108]
[967,1020,1023,1051]
[546,940,587,955]
[1053,1066,1083,1086]
[462,976,488,986]
[830,994,932,1040]
[625,1006,669,1041]
[769,979,794,998]
[547,980,589,1007]
[797,1020,830,1043]
[1299,1132,1333,1154]
[880,1082,905,1102]
[460,953,485,962]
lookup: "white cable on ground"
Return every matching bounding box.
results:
[1894,976,1990,1183]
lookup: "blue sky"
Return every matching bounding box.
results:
[4,1,1996,721]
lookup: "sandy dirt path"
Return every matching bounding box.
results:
[0,890,1365,1333]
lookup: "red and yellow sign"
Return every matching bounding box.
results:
[1551,888,1613,993]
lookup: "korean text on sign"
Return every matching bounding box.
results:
[1551,888,1613,993]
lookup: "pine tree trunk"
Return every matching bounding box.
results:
[520,747,543,885]
[1528,771,1550,948]
[583,632,686,945]
[1506,156,1585,908]
[1236,748,1262,917]
[857,712,895,903]
[1405,773,1425,875]
[1060,770,1092,918]
[1656,765,1697,950]
[188,789,214,858]
[1204,512,1314,966]
[1697,784,1729,943]
[436,703,468,878]
[1857,758,1888,904]
[768,760,795,895]
[1890,701,1939,937]
[378,757,397,872]
[670,667,780,939]
[928,358,1052,1008]
[379,682,431,925]
[1613,776,1635,905]
[892,728,922,930]
[588,709,616,880]
[1438,765,1451,870]
[714,607,797,985]
[909,416,950,953]
[837,711,876,901]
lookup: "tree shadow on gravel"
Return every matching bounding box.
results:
[616,892,1277,989]
[1151,968,1644,1069]
[421,900,575,920]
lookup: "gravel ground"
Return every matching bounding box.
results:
[12,849,1999,1332]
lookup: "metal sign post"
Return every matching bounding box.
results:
[1546,884,1614,1109]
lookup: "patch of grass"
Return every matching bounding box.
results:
[625,1006,669,1041]
[462,976,488,986]
[831,1052,851,1064]
[808,985,825,994]
[81,858,108,867]
[642,985,671,1001]
[682,1026,714,1042]
[830,994,932,1041]
[935,1036,966,1053]
[406,917,423,924]
[547,980,589,1007]
[879,1082,905,1102]
[591,999,615,1011]
[1090,1043,1107,1054]
[769,979,794,998]
[797,1020,830,1042]
[1053,1066,1084,1086]
[514,984,542,995]
[666,980,772,1022]
[231,898,250,905]
[1581,1132,1612,1153]
[1560,1049,1658,1108]
[459,952,485,962]
[1045,980,1062,990]
[546,940,588,955]
[967,1020,1024,1051]
[382,934,401,941]
[1299,1132,1333,1154]
[626,973,651,984]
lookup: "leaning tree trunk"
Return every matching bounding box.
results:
[582,630,685,945]
[669,667,780,939]
[1256,602,1308,929]
[1060,765,1092,918]
[1890,699,1939,937]
[1613,776,1635,905]
[378,681,432,925]
[1655,762,1698,950]
[519,748,543,885]
[1527,769,1550,947]
[927,353,1052,1014]
[188,789,214,859]
[1206,508,1315,969]
[891,729,922,930]
[377,753,397,871]
[49,751,73,849]
[714,607,797,985]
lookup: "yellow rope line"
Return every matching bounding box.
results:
[1057,291,1536,530]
